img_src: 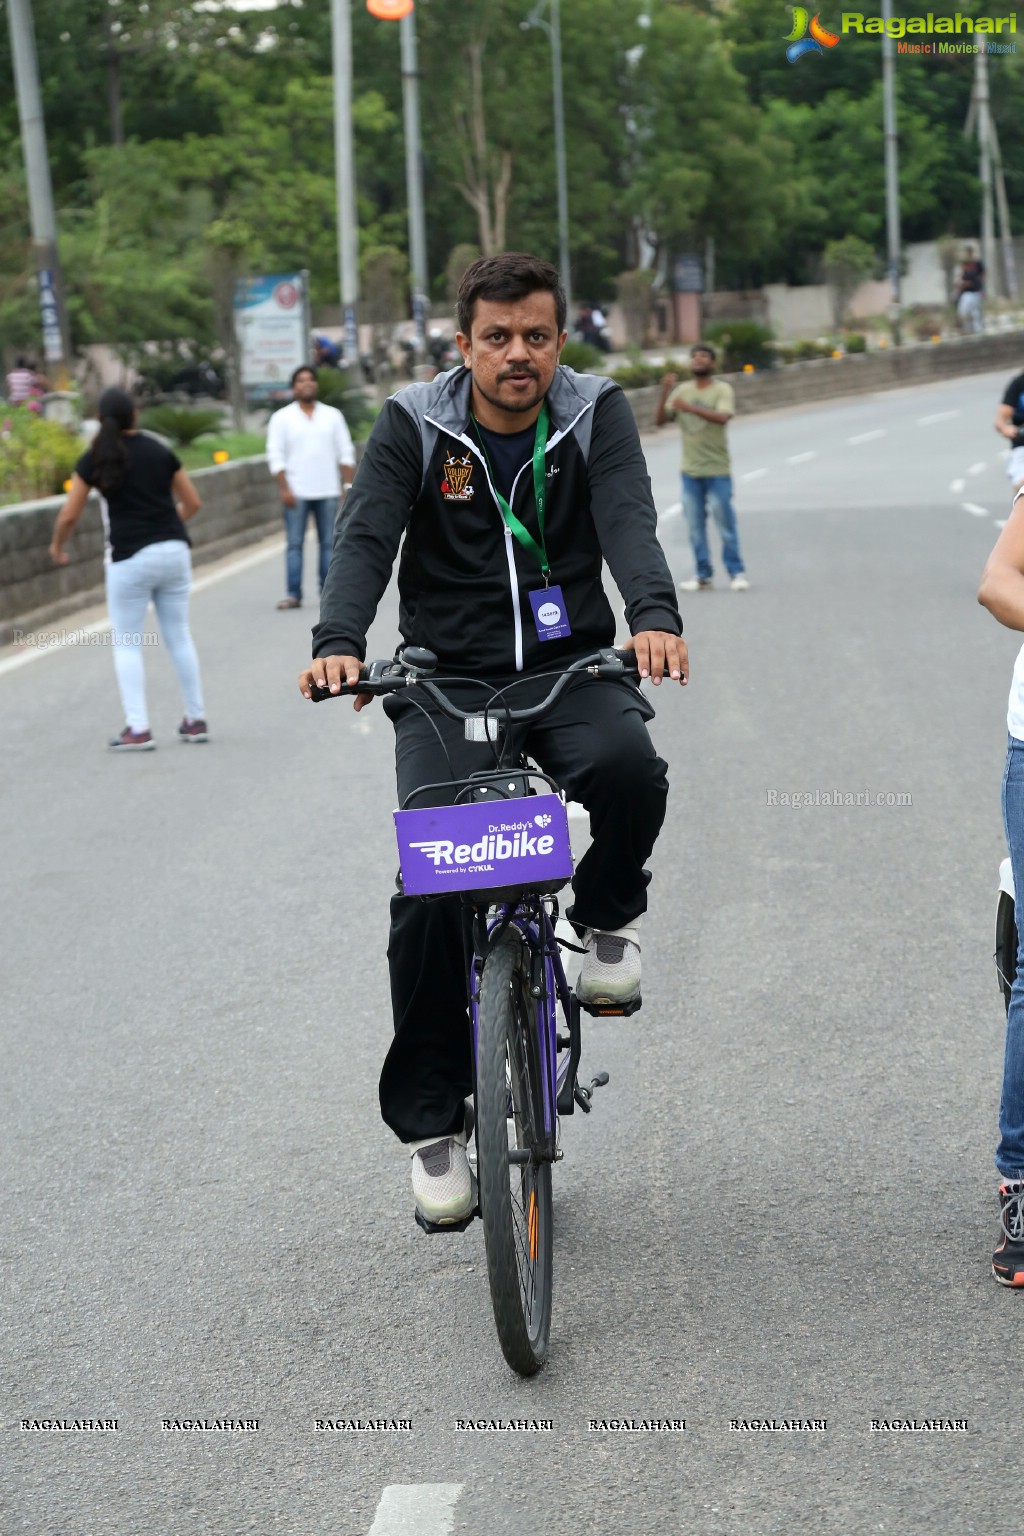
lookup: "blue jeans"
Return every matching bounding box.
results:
[999,734,1024,1175]
[284,497,339,602]
[105,540,204,732]
[682,474,745,581]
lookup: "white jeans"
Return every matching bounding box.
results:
[104,540,204,732]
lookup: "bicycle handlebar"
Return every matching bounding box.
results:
[307,645,639,725]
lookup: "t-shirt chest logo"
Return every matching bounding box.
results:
[441,450,475,501]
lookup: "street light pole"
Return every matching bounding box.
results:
[881,0,901,346]
[400,10,429,358]
[7,0,72,387]
[522,0,572,323]
[331,0,360,363]
[975,38,998,302]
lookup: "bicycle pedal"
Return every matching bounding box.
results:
[578,994,642,1018]
[414,1203,479,1235]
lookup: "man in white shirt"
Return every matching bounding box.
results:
[266,365,356,610]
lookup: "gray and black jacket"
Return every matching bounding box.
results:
[312,364,681,678]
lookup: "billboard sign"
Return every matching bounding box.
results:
[234,272,310,399]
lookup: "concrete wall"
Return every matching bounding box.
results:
[1,457,281,647]
[622,329,1024,432]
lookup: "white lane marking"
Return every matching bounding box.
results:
[786,451,816,465]
[950,478,966,493]
[367,1484,463,1536]
[995,519,1008,529]
[918,410,961,426]
[658,502,681,522]
[848,430,885,444]
[0,537,283,678]
[741,468,768,481]
[968,462,987,476]
[963,502,991,518]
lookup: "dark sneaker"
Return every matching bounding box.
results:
[108,728,155,752]
[178,718,209,743]
[993,1179,1024,1286]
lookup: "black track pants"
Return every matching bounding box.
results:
[379,676,670,1142]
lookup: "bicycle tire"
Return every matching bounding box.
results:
[476,927,554,1376]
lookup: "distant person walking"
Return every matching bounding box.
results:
[996,368,1024,496]
[656,344,749,592]
[49,387,208,751]
[266,364,356,610]
[957,246,985,334]
[5,356,41,405]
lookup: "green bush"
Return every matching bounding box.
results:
[0,408,80,505]
[702,321,775,372]
[311,367,377,440]
[558,341,606,374]
[845,332,867,354]
[609,358,687,390]
[138,405,224,446]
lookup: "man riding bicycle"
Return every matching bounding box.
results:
[298,252,687,1226]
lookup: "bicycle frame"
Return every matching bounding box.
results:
[470,897,585,1163]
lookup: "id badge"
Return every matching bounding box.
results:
[528,584,572,641]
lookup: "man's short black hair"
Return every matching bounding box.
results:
[692,343,717,361]
[456,252,567,338]
[291,364,317,387]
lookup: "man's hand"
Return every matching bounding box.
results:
[281,486,296,508]
[298,653,374,710]
[624,631,688,686]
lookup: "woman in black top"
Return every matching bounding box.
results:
[50,387,208,750]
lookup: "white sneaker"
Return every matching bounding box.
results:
[576,923,642,1008]
[730,574,750,591]
[679,577,713,592]
[409,1131,474,1223]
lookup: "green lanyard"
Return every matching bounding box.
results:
[471,401,551,586]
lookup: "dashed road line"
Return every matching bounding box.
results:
[994,519,1008,529]
[786,452,816,465]
[968,462,987,476]
[848,430,885,445]
[950,478,966,493]
[918,410,961,426]
[658,502,681,522]
[367,1484,464,1536]
[963,502,991,518]
[741,468,768,482]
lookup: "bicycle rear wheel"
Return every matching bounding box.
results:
[476,927,553,1376]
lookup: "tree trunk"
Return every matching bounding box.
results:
[455,41,511,258]
[103,8,125,147]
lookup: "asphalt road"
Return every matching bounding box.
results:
[2,368,1021,1535]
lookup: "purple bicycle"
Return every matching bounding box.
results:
[311,643,640,1375]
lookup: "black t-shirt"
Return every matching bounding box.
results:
[475,421,539,502]
[76,432,190,562]
[961,259,985,293]
[1003,373,1024,422]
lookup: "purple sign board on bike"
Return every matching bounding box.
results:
[394,796,573,897]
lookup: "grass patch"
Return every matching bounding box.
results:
[179,432,267,470]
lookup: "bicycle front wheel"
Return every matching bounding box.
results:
[476,928,554,1376]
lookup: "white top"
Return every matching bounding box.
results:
[1009,486,1024,739]
[266,401,355,499]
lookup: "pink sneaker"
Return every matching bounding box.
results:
[108,727,155,752]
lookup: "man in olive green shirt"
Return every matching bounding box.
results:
[656,343,749,591]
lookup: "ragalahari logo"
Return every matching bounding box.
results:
[785,8,841,62]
